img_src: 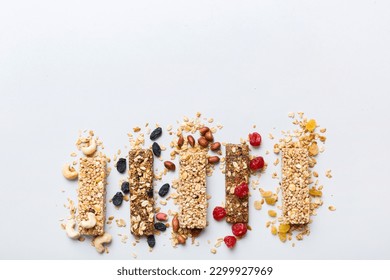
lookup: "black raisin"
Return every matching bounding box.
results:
[121,181,130,194]
[154,222,167,232]
[152,142,161,157]
[116,158,126,173]
[147,235,156,248]
[112,192,123,206]
[147,188,154,198]
[158,183,170,197]
[150,127,162,141]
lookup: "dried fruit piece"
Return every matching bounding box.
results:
[112,192,124,206]
[158,183,170,197]
[309,187,322,197]
[249,132,262,147]
[121,181,130,194]
[223,236,237,248]
[265,195,278,206]
[305,119,317,132]
[147,188,154,198]
[232,223,247,237]
[150,127,162,140]
[268,210,277,217]
[154,222,167,232]
[278,232,287,242]
[234,182,249,198]
[147,235,156,248]
[213,206,226,221]
[271,225,277,235]
[250,156,264,171]
[116,158,126,173]
[152,142,161,157]
[278,224,290,234]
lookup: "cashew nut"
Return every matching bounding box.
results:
[62,164,78,180]
[93,232,112,253]
[79,212,96,229]
[81,138,97,156]
[65,219,80,239]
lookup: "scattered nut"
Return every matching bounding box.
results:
[178,135,184,148]
[164,161,176,171]
[205,131,214,142]
[65,219,80,239]
[177,234,186,244]
[81,138,97,156]
[210,142,221,151]
[172,215,179,233]
[208,156,220,164]
[79,212,97,229]
[156,212,168,221]
[199,126,210,136]
[62,164,78,180]
[198,137,209,148]
[93,232,112,253]
[187,135,195,147]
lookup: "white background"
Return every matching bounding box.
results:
[0,0,390,260]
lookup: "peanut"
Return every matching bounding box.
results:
[177,135,184,148]
[164,161,176,171]
[208,156,220,164]
[198,137,209,148]
[177,234,186,244]
[187,135,195,147]
[199,126,210,136]
[210,142,221,151]
[205,131,214,142]
[172,215,179,232]
[156,212,168,221]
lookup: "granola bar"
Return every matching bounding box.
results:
[281,148,310,224]
[77,156,107,236]
[178,150,207,229]
[129,149,154,236]
[225,144,250,224]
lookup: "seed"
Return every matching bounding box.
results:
[198,137,209,148]
[121,181,130,194]
[147,235,156,248]
[116,158,126,173]
[177,234,186,244]
[150,127,162,140]
[177,135,184,148]
[205,131,214,142]
[164,161,176,171]
[158,183,170,197]
[154,222,167,232]
[268,210,277,217]
[210,142,221,151]
[172,215,179,232]
[199,126,210,136]
[112,192,124,206]
[147,188,154,198]
[152,142,161,157]
[156,212,168,221]
[187,135,195,147]
[208,156,220,164]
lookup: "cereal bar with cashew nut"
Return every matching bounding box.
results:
[129,149,154,236]
[177,150,207,229]
[281,148,310,224]
[77,156,107,236]
[225,144,250,224]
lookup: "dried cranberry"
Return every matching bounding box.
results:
[249,156,265,171]
[224,236,237,248]
[249,132,262,147]
[212,206,226,221]
[234,182,249,198]
[232,223,247,237]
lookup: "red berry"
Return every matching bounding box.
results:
[232,223,247,237]
[250,156,264,171]
[224,236,237,248]
[249,132,262,147]
[234,182,249,198]
[213,206,226,221]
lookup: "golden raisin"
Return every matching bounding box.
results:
[278,224,290,234]
[278,232,287,242]
[268,210,277,217]
[271,226,277,235]
[306,119,317,132]
[309,187,322,197]
[308,141,319,156]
